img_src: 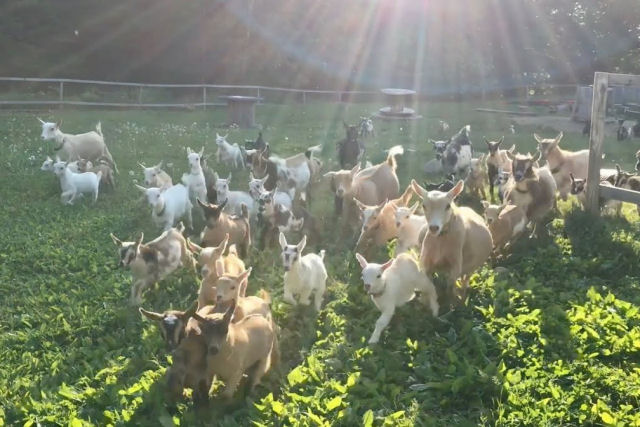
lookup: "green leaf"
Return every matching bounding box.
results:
[362,410,374,427]
[287,366,308,386]
[600,412,615,425]
[271,400,286,416]
[325,396,343,412]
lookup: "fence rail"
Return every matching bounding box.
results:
[0,77,379,109]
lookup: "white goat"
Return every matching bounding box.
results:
[216,133,245,169]
[393,202,427,254]
[136,183,193,231]
[53,160,102,204]
[279,233,327,311]
[181,147,208,211]
[41,156,55,172]
[139,161,173,188]
[356,253,439,344]
[39,119,118,173]
[214,172,254,216]
[249,174,292,209]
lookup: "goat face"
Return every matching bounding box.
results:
[110,233,143,268]
[509,152,539,183]
[569,174,586,195]
[394,202,419,228]
[344,123,359,141]
[186,147,204,172]
[480,201,502,225]
[215,174,231,198]
[355,253,392,295]
[53,161,68,177]
[429,139,448,160]
[139,305,195,350]
[215,133,229,146]
[140,162,163,186]
[485,136,504,156]
[249,175,268,199]
[324,166,358,198]
[357,200,385,234]
[215,269,251,304]
[534,132,563,161]
[257,190,276,216]
[496,170,511,186]
[191,303,234,356]
[279,233,306,272]
[40,120,59,140]
[41,156,54,172]
[411,179,464,236]
[197,199,225,224]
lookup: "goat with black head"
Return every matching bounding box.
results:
[337,121,365,169]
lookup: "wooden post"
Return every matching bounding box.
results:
[59,81,64,108]
[202,86,207,110]
[256,88,261,104]
[586,72,609,215]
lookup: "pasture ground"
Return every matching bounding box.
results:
[1,102,640,426]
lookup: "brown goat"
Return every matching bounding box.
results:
[198,199,251,258]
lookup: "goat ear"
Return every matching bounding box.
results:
[483,137,490,145]
[429,139,436,146]
[323,171,336,179]
[138,162,146,169]
[213,172,219,182]
[227,173,232,183]
[480,200,490,210]
[223,301,235,325]
[213,234,229,257]
[409,201,419,215]
[37,117,45,124]
[554,132,564,144]
[110,233,122,246]
[224,133,229,139]
[350,164,360,176]
[136,233,144,246]
[354,199,367,211]
[533,133,543,144]
[532,151,542,163]
[410,179,427,198]
[498,136,504,145]
[139,307,164,322]
[249,171,255,181]
[297,235,307,252]
[569,173,575,183]
[199,146,204,157]
[381,258,393,271]
[181,300,199,319]
[355,253,368,269]
[187,147,193,154]
[376,199,387,212]
[56,155,61,162]
[260,176,268,185]
[156,160,163,169]
[135,184,147,193]
[506,150,516,161]
[239,267,252,282]
[447,180,464,200]
[508,144,516,153]
[196,198,208,209]
[56,120,62,129]
[214,258,225,276]
[278,232,288,249]
[186,238,202,254]
[218,198,228,210]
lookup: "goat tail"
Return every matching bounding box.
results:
[176,221,186,234]
[240,203,249,219]
[257,288,272,304]
[318,249,326,260]
[386,145,404,168]
[305,144,323,159]
[227,243,238,256]
[95,121,103,137]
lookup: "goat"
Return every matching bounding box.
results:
[484,137,514,202]
[200,154,218,203]
[40,156,55,172]
[337,121,365,169]
[198,199,251,258]
[393,202,426,254]
[613,165,640,215]
[617,119,631,141]
[324,145,403,230]
[410,180,493,307]
[441,125,473,177]
[424,174,456,192]
[139,161,172,188]
[437,120,450,136]
[257,193,319,249]
[480,202,527,251]
[213,267,272,321]
[245,131,267,152]
[465,154,488,199]
[505,152,557,237]
[495,169,513,202]
[215,133,245,169]
[359,117,375,138]
[75,158,115,189]
[186,301,276,399]
[355,253,439,344]
[569,173,621,216]
[39,119,118,173]
[535,132,588,200]
[111,223,195,305]
[182,147,208,210]
[214,172,254,216]
[53,160,102,204]
[279,233,327,311]
[136,183,193,231]
[139,301,198,350]
[249,174,293,210]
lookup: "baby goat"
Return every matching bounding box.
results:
[53,159,102,204]
[111,223,195,305]
[214,172,254,216]
[136,183,193,231]
[139,161,172,188]
[139,301,197,350]
[356,253,439,344]
[480,202,527,251]
[182,147,208,209]
[279,233,327,311]
[198,199,251,258]
[393,202,427,254]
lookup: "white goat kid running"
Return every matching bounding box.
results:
[139,161,173,188]
[393,202,427,254]
[41,156,55,172]
[53,160,102,204]
[279,233,327,310]
[214,172,254,216]
[249,174,293,209]
[355,253,439,344]
[136,183,193,231]
[216,133,245,169]
[181,147,208,203]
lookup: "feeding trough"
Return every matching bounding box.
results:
[375,88,421,120]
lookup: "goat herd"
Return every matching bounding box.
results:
[35,117,640,404]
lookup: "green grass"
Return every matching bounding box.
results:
[1,103,640,426]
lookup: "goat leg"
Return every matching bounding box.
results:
[369,309,395,344]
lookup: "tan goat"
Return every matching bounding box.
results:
[139,301,198,350]
[190,302,276,399]
[324,145,403,230]
[465,154,488,199]
[198,199,251,258]
[506,152,557,236]
[410,180,493,307]
[535,132,588,200]
[480,202,527,251]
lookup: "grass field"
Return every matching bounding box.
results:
[2,102,640,426]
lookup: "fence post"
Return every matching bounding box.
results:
[138,86,143,106]
[256,88,261,104]
[59,81,64,109]
[202,86,207,110]
[586,72,609,215]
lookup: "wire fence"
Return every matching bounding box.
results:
[0,77,380,110]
